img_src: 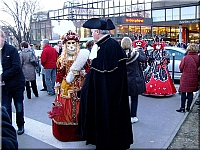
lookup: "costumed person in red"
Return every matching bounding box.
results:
[132,34,148,72]
[144,36,176,96]
[47,30,90,141]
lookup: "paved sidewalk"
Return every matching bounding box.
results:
[13,75,198,149]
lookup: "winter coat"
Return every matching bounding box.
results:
[41,44,58,69]
[125,48,147,96]
[1,42,25,92]
[19,48,37,81]
[179,52,199,92]
[1,106,18,149]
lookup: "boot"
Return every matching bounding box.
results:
[176,108,185,113]
[17,126,24,135]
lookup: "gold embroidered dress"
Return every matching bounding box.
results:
[52,58,84,141]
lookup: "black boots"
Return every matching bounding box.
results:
[176,108,185,113]
[17,126,24,135]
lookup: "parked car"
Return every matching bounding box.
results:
[147,46,186,80]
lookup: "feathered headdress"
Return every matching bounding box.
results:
[152,35,166,50]
[132,33,146,48]
[61,30,79,44]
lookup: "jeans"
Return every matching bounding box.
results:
[130,95,138,117]
[44,68,56,95]
[42,74,47,90]
[2,86,25,127]
[181,92,193,109]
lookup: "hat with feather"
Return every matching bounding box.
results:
[132,33,146,48]
[152,35,166,50]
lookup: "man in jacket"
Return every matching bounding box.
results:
[40,39,58,95]
[78,18,133,149]
[0,29,25,135]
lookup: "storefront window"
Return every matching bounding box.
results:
[115,6,120,14]
[138,0,144,3]
[172,8,179,20]
[141,26,151,39]
[152,10,165,22]
[132,4,137,11]
[145,0,152,3]
[120,5,126,13]
[126,12,132,17]
[114,0,120,7]
[165,27,170,38]
[144,2,151,10]
[126,5,132,12]
[166,9,172,21]
[132,0,137,4]
[170,27,179,40]
[181,6,196,20]
[138,4,144,11]
[109,0,113,7]
[145,10,151,18]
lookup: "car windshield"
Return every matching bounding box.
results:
[165,49,185,60]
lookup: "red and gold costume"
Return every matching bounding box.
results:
[48,30,90,141]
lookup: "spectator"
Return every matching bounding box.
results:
[85,40,94,52]
[78,18,133,149]
[1,106,18,149]
[40,39,58,96]
[40,65,47,91]
[55,41,63,56]
[176,43,200,112]
[0,29,25,135]
[19,41,39,99]
[121,37,146,123]
[29,44,35,52]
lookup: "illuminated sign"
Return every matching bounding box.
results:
[125,18,144,23]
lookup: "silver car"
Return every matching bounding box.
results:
[147,46,186,80]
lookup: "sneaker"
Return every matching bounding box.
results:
[40,88,47,91]
[195,100,200,105]
[131,117,139,123]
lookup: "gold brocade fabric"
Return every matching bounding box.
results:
[53,60,85,125]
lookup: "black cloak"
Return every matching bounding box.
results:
[78,35,133,149]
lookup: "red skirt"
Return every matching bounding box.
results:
[144,75,176,96]
[52,120,83,142]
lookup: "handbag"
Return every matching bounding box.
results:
[189,55,200,88]
[29,51,38,67]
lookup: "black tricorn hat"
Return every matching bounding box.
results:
[83,18,115,30]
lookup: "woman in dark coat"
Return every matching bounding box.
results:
[176,43,199,112]
[121,37,146,123]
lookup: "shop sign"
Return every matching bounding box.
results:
[179,19,199,24]
[125,18,144,23]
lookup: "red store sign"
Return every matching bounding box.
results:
[125,18,144,23]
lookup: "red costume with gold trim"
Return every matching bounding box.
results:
[47,30,90,141]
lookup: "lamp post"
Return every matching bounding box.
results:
[172,53,175,83]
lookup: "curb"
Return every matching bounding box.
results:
[162,91,199,149]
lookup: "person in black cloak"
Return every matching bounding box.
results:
[78,18,133,149]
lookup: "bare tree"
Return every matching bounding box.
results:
[0,0,41,48]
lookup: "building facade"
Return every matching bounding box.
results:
[31,0,199,45]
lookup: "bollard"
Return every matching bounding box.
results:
[172,53,175,83]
